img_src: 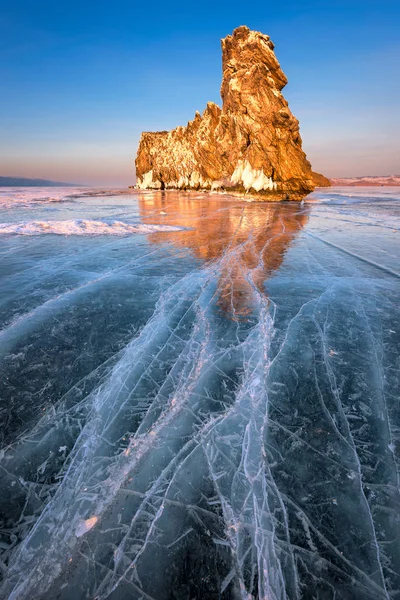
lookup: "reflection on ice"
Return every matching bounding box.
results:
[0,189,399,599]
[139,193,309,318]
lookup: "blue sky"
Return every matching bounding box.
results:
[0,0,399,185]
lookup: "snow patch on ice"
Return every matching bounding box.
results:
[0,186,87,209]
[0,219,185,236]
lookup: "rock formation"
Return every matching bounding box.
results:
[135,26,318,201]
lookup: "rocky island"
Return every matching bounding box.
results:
[135,26,321,201]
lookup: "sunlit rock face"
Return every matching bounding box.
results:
[135,26,316,201]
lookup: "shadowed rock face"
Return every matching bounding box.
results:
[135,26,317,201]
[312,171,332,187]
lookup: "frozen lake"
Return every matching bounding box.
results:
[0,186,399,599]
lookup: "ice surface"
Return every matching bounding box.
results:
[0,186,132,209]
[0,186,88,209]
[0,187,399,599]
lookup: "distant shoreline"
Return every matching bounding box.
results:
[330,176,400,187]
[0,185,82,188]
[0,177,83,187]
[330,183,400,187]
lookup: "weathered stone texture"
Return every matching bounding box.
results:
[136,26,318,200]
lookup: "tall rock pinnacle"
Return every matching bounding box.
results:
[135,26,316,200]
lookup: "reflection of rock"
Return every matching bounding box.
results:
[135,26,318,201]
[139,191,308,318]
[312,171,331,187]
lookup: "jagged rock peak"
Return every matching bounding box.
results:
[220,25,287,95]
[135,26,318,201]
